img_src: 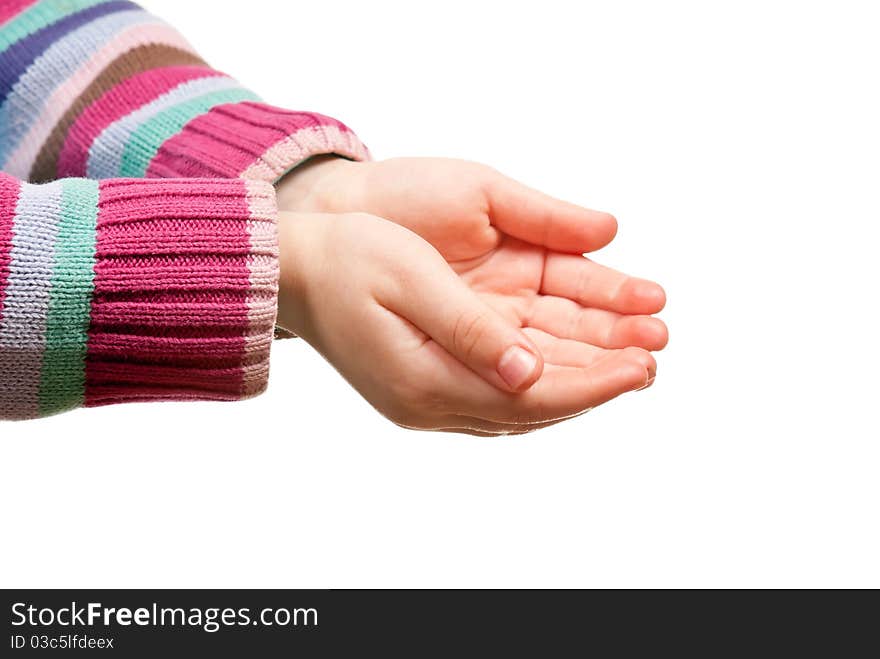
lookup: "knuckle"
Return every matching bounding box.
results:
[450,310,491,362]
[478,166,503,198]
[573,262,592,306]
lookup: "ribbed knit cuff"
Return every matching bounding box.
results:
[0,173,278,419]
[143,102,371,183]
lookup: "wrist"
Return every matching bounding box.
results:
[274,155,361,214]
[275,211,329,340]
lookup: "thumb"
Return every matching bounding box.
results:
[385,248,544,393]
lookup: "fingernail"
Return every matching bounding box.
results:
[497,346,538,390]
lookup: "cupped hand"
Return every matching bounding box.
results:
[277,211,657,435]
[276,157,669,357]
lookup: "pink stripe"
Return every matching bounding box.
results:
[86,332,254,361]
[88,293,262,328]
[6,22,192,175]
[85,386,243,406]
[58,65,223,177]
[84,178,253,406]
[86,361,250,390]
[145,102,352,178]
[0,174,22,313]
[0,0,37,26]
[97,176,253,204]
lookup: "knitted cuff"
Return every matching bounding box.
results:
[0,173,278,419]
[143,102,371,183]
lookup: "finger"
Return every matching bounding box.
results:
[418,339,656,424]
[522,327,615,367]
[542,253,667,314]
[528,347,656,416]
[522,329,659,397]
[484,349,656,423]
[526,296,669,350]
[384,247,544,393]
[486,172,618,253]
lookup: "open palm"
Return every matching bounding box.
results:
[313,157,667,365]
[457,231,667,382]
[434,235,669,434]
[278,157,668,433]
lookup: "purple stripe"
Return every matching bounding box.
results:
[0,0,136,104]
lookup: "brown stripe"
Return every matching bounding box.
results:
[29,44,206,183]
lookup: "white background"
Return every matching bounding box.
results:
[2,0,878,588]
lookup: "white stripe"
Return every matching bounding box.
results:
[0,180,64,417]
[242,179,279,398]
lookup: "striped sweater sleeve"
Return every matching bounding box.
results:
[0,171,279,420]
[0,0,369,184]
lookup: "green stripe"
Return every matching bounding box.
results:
[0,0,113,54]
[119,88,258,177]
[38,177,99,416]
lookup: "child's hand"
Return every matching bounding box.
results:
[277,157,668,355]
[277,211,656,435]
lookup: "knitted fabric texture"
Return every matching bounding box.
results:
[0,172,279,420]
[0,0,369,419]
[0,0,369,183]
